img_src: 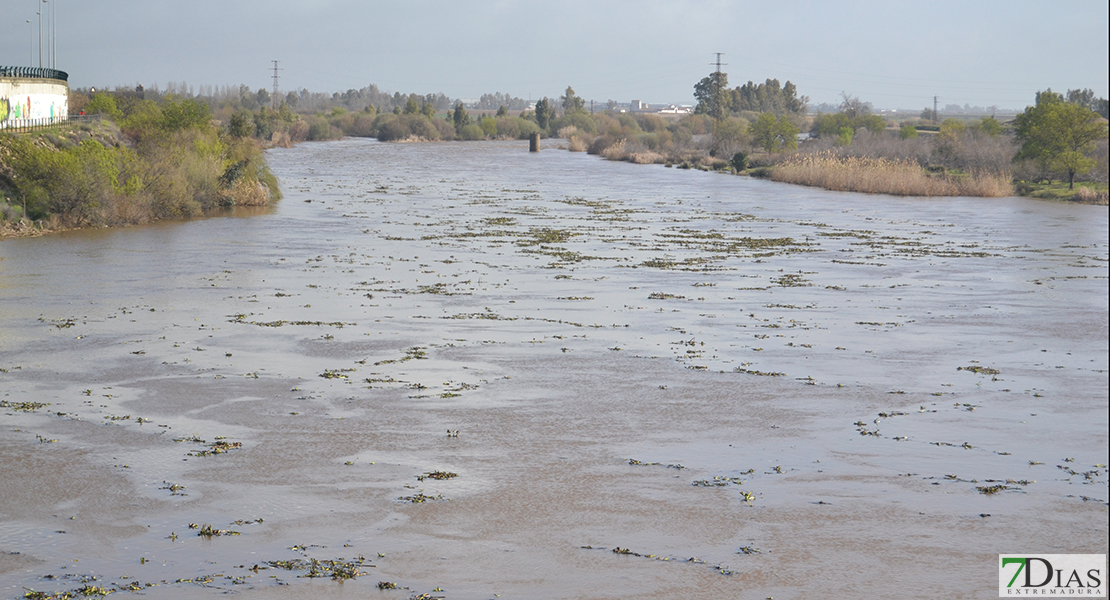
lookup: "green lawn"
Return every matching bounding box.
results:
[1016,180,1108,204]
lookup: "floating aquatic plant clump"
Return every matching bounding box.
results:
[957,365,1001,375]
[417,470,458,481]
[227,313,354,328]
[1,400,49,411]
[177,436,243,457]
[267,557,371,580]
[190,523,240,537]
[398,493,445,503]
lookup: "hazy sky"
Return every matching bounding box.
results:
[2,0,1107,110]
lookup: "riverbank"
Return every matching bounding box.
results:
[0,102,279,240]
[593,139,1108,203]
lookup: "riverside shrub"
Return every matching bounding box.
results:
[1,107,278,229]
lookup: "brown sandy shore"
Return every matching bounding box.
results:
[1,139,1106,599]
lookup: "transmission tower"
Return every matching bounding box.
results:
[271,60,282,108]
[709,52,727,120]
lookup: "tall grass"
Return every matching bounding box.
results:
[771,151,1013,197]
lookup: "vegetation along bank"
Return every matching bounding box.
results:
[1,94,278,238]
[213,78,1106,204]
[2,77,1106,238]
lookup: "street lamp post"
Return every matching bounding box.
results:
[27,20,33,67]
[41,0,51,70]
[37,3,42,68]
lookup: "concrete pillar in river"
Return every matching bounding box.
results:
[529,132,540,152]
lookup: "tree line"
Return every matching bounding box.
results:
[64,72,1109,200]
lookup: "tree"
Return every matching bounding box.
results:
[777,116,800,151]
[496,105,508,117]
[694,71,731,120]
[838,92,870,119]
[403,94,420,115]
[1014,92,1108,188]
[452,101,471,132]
[85,93,122,120]
[711,117,748,157]
[1066,88,1096,110]
[561,86,585,114]
[420,98,437,118]
[933,119,966,164]
[812,111,883,138]
[782,81,809,115]
[1066,88,1109,118]
[731,79,809,115]
[534,98,552,130]
[899,124,919,139]
[160,97,211,132]
[227,111,253,138]
[975,116,1003,137]
[751,113,798,153]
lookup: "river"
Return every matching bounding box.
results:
[1,138,1107,599]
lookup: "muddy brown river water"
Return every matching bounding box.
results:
[1,138,1107,599]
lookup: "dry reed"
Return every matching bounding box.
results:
[226,179,271,206]
[628,151,666,164]
[771,152,1013,197]
[557,126,579,139]
[1075,186,1109,204]
[601,140,627,161]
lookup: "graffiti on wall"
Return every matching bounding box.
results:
[0,93,68,126]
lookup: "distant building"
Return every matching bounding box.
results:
[657,105,693,115]
[628,100,691,115]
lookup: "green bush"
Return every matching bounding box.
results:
[458,123,485,141]
[730,151,749,171]
[85,93,122,120]
[813,112,885,138]
[408,115,441,140]
[227,111,253,138]
[550,112,597,136]
[306,115,340,140]
[479,116,498,138]
[369,114,444,141]
[836,127,854,147]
